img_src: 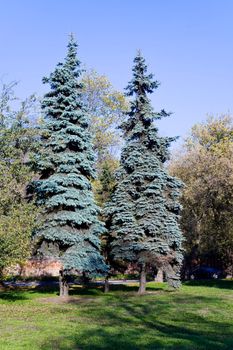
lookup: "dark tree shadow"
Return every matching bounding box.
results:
[184,279,233,290]
[30,281,164,297]
[0,290,30,302]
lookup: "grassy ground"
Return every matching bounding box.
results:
[0,280,232,350]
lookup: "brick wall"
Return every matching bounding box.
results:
[5,258,62,277]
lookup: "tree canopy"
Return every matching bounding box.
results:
[169,115,233,276]
[82,70,128,169]
[0,82,39,277]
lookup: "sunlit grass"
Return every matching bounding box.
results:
[0,280,232,349]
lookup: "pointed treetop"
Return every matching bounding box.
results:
[120,53,171,137]
[42,35,82,87]
[125,51,160,97]
[69,32,76,41]
[136,49,142,57]
[65,34,81,75]
[67,32,77,54]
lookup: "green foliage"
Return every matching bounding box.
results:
[105,53,184,288]
[0,82,39,277]
[170,115,233,275]
[82,70,128,168]
[32,37,107,277]
[82,72,128,272]
[94,160,117,207]
[0,203,37,275]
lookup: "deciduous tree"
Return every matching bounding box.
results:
[169,115,233,277]
[0,82,39,279]
[82,70,128,170]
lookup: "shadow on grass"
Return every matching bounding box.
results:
[0,282,165,305]
[0,290,30,302]
[39,292,233,350]
[30,281,164,297]
[103,283,164,293]
[2,279,231,303]
[184,279,233,290]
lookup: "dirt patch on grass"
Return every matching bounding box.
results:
[37,296,96,304]
[198,308,210,316]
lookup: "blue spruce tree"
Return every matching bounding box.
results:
[105,52,183,294]
[33,37,107,296]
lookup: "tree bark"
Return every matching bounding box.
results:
[154,268,164,283]
[59,269,69,297]
[104,276,110,293]
[138,264,146,294]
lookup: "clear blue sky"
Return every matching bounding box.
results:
[1,0,233,145]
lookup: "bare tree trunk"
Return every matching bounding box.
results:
[154,268,164,282]
[104,276,110,293]
[59,269,69,297]
[63,280,69,297]
[138,264,146,294]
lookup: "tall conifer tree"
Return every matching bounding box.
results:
[105,53,183,293]
[33,37,107,296]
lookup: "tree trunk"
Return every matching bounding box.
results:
[19,263,26,278]
[59,269,69,297]
[0,270,4,289]
[82,272,90,286]
[104,276,110,293]
[154,268,164,282]
[138,264,146,294]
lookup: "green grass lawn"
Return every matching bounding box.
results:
[0,280,232,350]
